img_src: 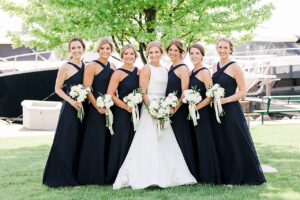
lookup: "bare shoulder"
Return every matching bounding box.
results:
[179,64,189,73]
[212,62,218,73]
[141,64,151,73]
[231,62,243,72]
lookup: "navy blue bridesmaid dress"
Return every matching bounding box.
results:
[165,64,197,179]
[189,67,220,184]
[106,67,139,184]
[212,61,266,185]
[43,62,85,188]
[77,60,114,185]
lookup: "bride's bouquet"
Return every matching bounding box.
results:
[182,87,202,126]
[69,84,91,122]
[148,98,172,138]
[206,84,225,123]
[96,93,114,135]
[123,88,143,131]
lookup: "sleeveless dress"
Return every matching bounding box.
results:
[165,64,197,179]
[189,67,220,184]
[113,64,196,189]
[77,60,114,185]
[43,62,85,188]
[212,61,266,185]
[106,67,139,184]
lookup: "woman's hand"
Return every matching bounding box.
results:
[96,107,108,114]
[69,99,82,111]
[126,106,132,113]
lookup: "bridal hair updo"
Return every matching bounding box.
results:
[146,41,164,57]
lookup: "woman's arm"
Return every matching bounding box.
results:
[107,71,132,112]
[55,64,82,111]
[221,64,247,104]
[139,65,151,106]
[195,70,213,110]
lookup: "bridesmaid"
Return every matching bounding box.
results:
[77,38,115,185]
[43,38,86,188]
[165,39,197,179]
[106,44,140,184]
[188,43,220,184]
[212,38,266,185]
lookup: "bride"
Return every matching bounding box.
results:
[113,41,196,189]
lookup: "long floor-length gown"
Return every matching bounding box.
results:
[189,67,220,184]
[212,61,266,185]
[77,60,113,185]
[43,62,85,188]
[113,64,196,189]
[106,67,139,184]
[165,64,198,179]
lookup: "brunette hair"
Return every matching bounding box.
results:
[68,38,86,51]
[188,43,205,56]
[166,39,185,54]
[217,38,234,54]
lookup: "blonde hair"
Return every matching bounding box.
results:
[217,38,233,54]
[146,41,164,57]
[120,44,138,59]
[96,37,114,52]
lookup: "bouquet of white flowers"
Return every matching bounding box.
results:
[123,88,143,131]
[96,93,114,135]
[148,97,173,138]
[182,87,202,126]
[69,84,91,122]
[164,92,179,110]
[206,84,225,123]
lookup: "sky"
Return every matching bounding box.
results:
[1,0,300,43]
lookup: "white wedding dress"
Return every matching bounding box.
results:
[113,64,196,189]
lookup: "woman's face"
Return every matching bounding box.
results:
[148,46,162,63]
[189,47,203,65]
[98,43,112,59]
[69,41,84,59]
[217,40,232,59]
[122,48,136,65]
[167,44,181,62]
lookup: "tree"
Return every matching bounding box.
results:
[0,0,273,63]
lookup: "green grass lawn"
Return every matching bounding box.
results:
[0,124,300,200]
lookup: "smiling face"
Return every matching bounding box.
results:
[122,48,136,65]
[189,47,203,65]
[98,43,112,60]
[217,40,232,60]
[167,44,181,62]
[69,41,84,59]
[148,46,162,63]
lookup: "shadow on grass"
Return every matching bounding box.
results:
[0,144,299,200]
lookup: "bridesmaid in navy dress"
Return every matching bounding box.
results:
[188,43,220,184]
[43,38,86,188]
[106,44,140,184]
[77,38,115,185]
[165,40,197,179]
[212,38,265,185]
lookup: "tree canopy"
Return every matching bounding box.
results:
[1,0,273,63]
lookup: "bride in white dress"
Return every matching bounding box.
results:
[113,41,196,190]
